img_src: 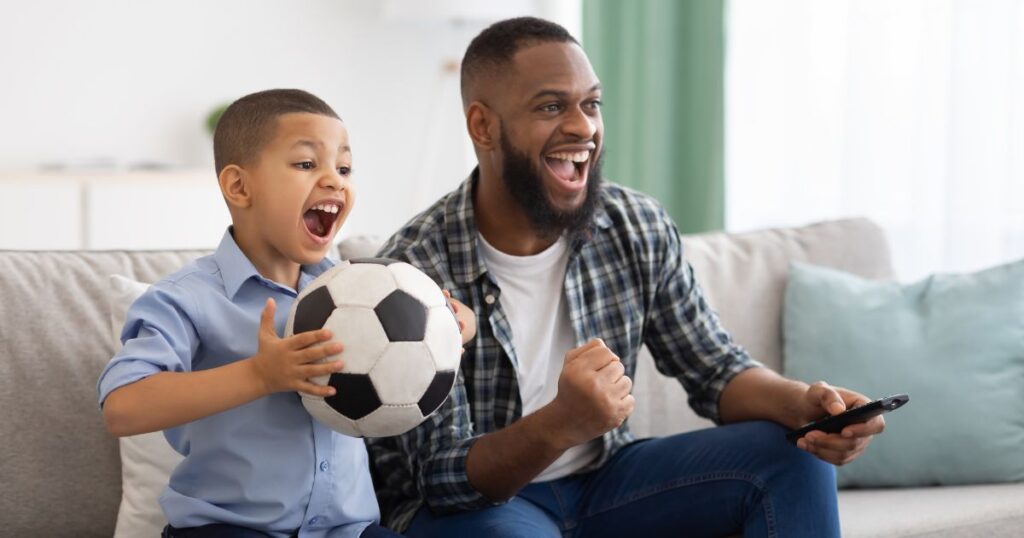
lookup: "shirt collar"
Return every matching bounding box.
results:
[445,168,612,286]
[214,227,334,299]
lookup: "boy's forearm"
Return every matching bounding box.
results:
[102,358,270,437]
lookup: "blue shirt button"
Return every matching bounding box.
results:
[319,460,330,472]
[309,516,321,526]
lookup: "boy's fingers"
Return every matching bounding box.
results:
[259,298,277,337]
[302,342,343,362]
[296,381,336,398]
[305,360,346,378]
[287,329,332,350]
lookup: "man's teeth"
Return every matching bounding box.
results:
[310,203,339,214]
[547,151,590,163]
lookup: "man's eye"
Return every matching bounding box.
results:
[337,166,351,176]
[540,103,562,113]
[295,161,314,170]
[587,99,603,110]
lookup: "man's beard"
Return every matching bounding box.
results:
[498,128,603,241]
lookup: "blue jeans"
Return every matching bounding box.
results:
[162,522,402,537]
[407,421,839,537]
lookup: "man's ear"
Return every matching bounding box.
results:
[218,165,252,209]
[466,101,498,151]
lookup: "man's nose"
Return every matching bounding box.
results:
[562,106,598,140]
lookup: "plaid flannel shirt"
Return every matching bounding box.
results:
[367,172,759,531]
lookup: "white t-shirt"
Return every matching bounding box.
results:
[478,233,601,482]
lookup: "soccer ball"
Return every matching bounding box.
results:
[285,257,462,437]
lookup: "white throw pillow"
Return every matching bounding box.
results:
[107,275,184,538]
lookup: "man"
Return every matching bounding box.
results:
[368,17,883,537]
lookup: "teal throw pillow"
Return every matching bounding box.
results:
[782,260,1024,487]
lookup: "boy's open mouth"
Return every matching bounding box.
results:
[303,201,342,238]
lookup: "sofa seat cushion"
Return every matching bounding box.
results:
[839,483,1024,537]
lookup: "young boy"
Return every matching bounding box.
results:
[98,89,469,538]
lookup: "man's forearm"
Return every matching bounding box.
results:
[464,405,570,501]
[718,367,809,429]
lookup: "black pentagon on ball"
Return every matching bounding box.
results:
[325,373,381,420]
[293,285,335,334]
[418,370,456,416]
[349,257,400,266]
[374,290,428,342]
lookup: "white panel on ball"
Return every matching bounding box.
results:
[356,405,426,438]
[423,306,463,372]
[321,307,390,375]
[369,342,437,404]
[326,263,398,308]
[302,398,361,438]
[387,262,447,308]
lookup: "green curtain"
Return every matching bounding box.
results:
[583,0,725,233]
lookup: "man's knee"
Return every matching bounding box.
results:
[744,421,836,489]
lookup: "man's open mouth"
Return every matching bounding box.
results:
[303,201,342,238]
[544,150,591,183]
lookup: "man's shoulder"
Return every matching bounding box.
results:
[598,181,675,232]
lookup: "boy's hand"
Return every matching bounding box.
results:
[443,290,477,345]
[249,298,346,397]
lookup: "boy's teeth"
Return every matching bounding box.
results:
[310,203,340,213]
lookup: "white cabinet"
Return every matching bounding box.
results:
[0,170,230,250]
[0,177,83,249]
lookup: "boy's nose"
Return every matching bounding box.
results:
[318,170,345,190]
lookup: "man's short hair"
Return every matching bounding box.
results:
[460,17,579,106]
[213,89,340,174]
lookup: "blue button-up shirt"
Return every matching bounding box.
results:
[98,229,379,538]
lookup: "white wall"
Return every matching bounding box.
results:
[725,0,1024,280]
[0,0,580,245]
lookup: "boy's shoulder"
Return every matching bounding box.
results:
[142,252,227,306]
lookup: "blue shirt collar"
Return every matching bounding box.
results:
[214,227,335,299]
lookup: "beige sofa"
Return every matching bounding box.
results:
[1,218,1021,536]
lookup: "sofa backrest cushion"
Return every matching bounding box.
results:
[0,250,208,536]
[629,218,895,437]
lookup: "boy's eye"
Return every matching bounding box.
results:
[337,166,351,176]
[295,161,314,170]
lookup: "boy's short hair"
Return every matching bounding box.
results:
[213,89,340,174]
[460,17,579,106]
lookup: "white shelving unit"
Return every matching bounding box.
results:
[0,170,230,251]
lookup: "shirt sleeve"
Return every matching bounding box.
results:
[96,280,201,408]
[385,369,498,515]
[367,235,501,523]
[642,210,762,423]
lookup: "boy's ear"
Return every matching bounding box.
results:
[218,165,252,209]
[466,101,497,151]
